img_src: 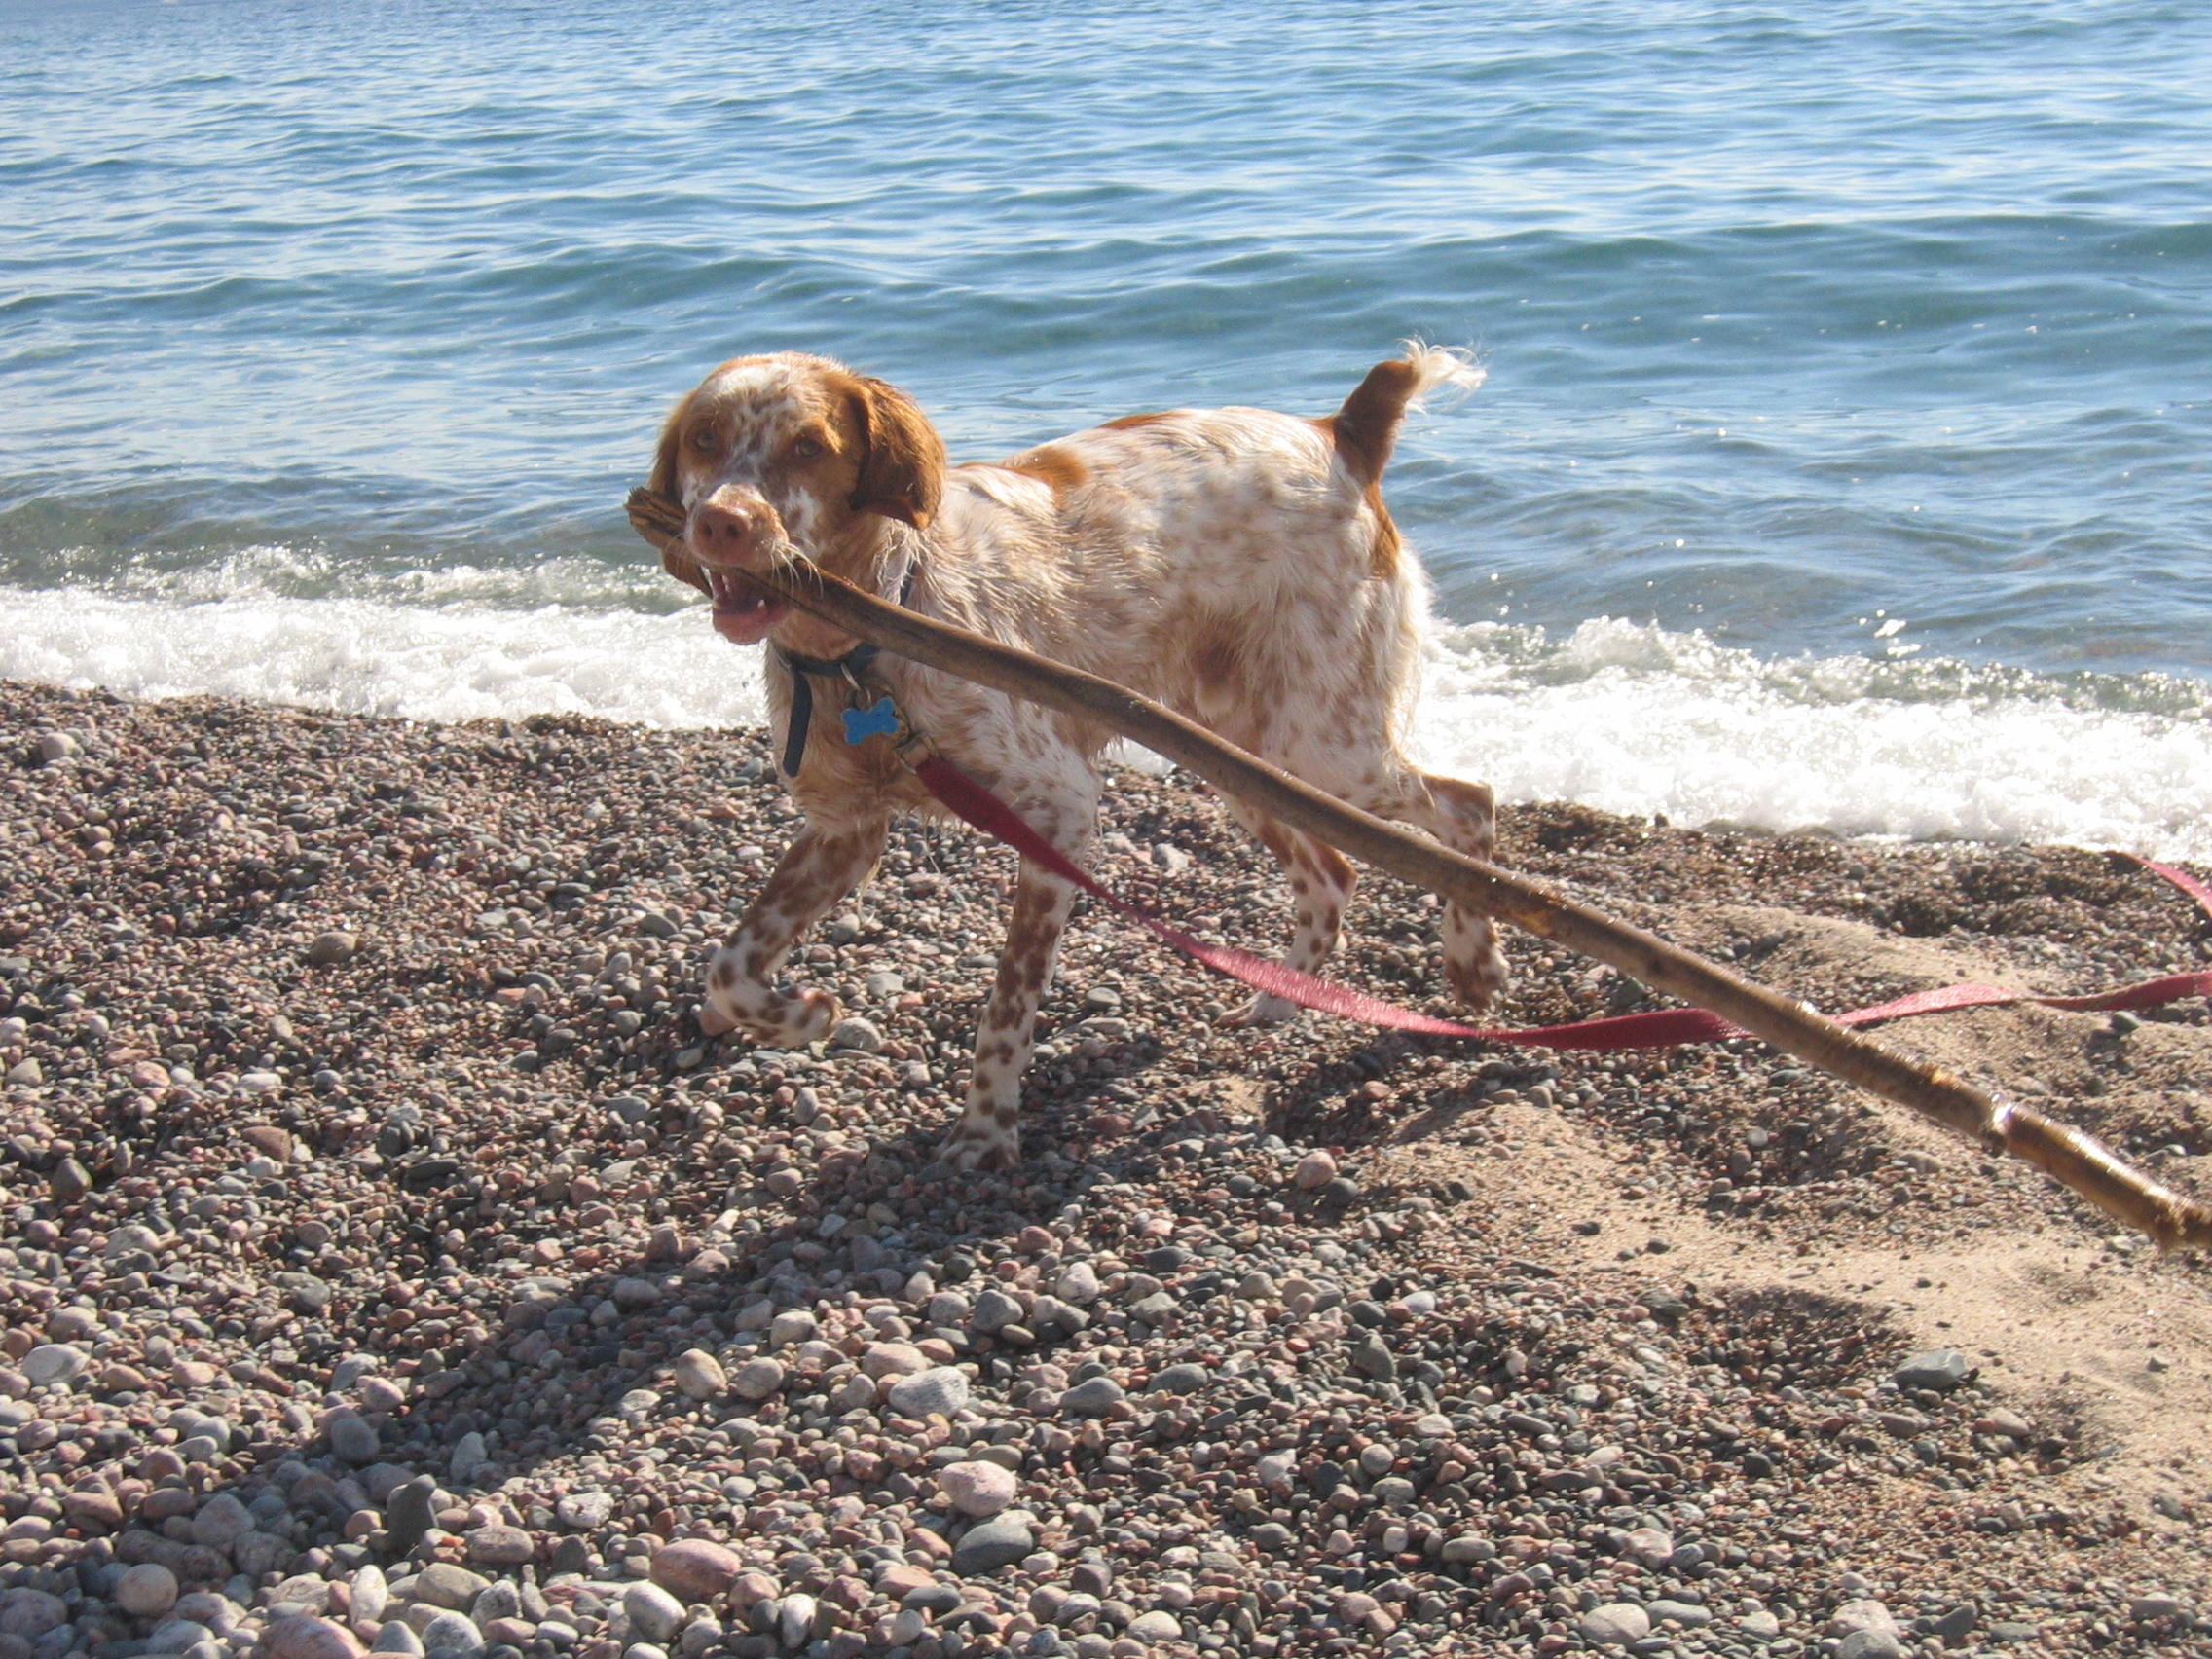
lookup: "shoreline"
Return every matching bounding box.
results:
[3,678,2210,1657]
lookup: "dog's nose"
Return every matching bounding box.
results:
[690,491,773,561]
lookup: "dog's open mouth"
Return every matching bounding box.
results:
[702,564,792,645]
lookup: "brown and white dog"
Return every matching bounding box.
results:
[651,347,1507,1168]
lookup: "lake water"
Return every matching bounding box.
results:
[4,0,2208,855]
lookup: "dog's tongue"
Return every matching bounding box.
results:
[706,567,790,645]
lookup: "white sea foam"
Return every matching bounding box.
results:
[1417,619,2212,861]
[0,585,766,731]
[6,587,2208,862]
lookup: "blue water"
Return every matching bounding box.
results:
[4,0,2210,854]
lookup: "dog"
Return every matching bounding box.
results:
[650,346,1507,1169]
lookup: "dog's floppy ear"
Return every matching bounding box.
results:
[648,396,711,596]
[846,376,945,530]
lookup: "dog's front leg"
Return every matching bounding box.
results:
[700,818,885,1048]
[942,789,1095,1172]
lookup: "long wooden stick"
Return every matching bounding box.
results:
[628,488,2212,1249]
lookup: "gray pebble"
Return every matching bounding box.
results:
[1348,1335,1396,1381]
[623,1584,686,1644]
[419,1611,484,1657]
[970,1288,1024,1334]
[885,1366,971,1418]
[1579,1603,1652,1646]
[385,1476,439,1554]
[1145,1363,1209,1394]
[21,1345,88,1386]
[329,1414,381,1465]
[952,1516,1036,1575]
[1892,1348,1971,1391]
[1058,1377,1125,1418]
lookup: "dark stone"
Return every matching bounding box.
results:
[384,1475,439,1554]
[1893,1349,1972,1392]
[1146,1364,1209,1395]
[951,1517,1034,1576]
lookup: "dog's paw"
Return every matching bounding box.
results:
[1218,991,1300,1028]
[701,987,841,1048]
[1443,939,1510,1011]
[756,987,841,1048]
[941,1119,1020,1172]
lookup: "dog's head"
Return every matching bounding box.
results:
[649,353,945,644]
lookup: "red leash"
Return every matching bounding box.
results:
[912,755,2212,1052]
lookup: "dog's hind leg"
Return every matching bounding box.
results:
[1216,799,1358,1026]
[700,817,886,1048]
[1399,770,1510,1009]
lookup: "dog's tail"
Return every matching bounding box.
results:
[1329,342,1485,488]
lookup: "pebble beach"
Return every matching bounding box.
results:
[3,679,2210,1659]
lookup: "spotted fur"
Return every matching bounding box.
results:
[655,347,1508,1170]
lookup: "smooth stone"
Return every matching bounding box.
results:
[1893,1348,1970,1391]
[828,1017,882,1052]
[117,1564,181,1618]
[330,1416,381,1465]
[1738,1608,1782,1641]
[371,1624,424,1656]
[1579,1604,1651,1647]
[1836,1634,1904,1659]
[767,1309,817,1347]
[21,1345,88,1386]
[464,1526,533,1567]
[728,1357,785,1402]
[0,1590,69,1638]
[969,1289,1022,1334]
[189,1493,254,1548]
[885,1366,971,1419]
[1348,1335,1396,1381]
[1825,1600,1898,1638]
[938,1461,1017,1519]
[467,1585,520,1627]
[555,1491,612,1530]
[1647,1599,1713,1629]
[385,1477,439,1554]
[1057,1378,1124,1418]
[258,1618,365,1659]
[449,1431,488,1483]
[650,1540,742,1604]
[1624,1528,1674,1569]
[776,1594,817,1648]
[1124,1611,1180,1641]
[623,1585,685,1644]
[350,1568,389,1628]
[1145,1364,1208,1395]
[952,1516,1035,1575]
[414,1565,490,1612]
[306,932,359,967]
[417,1612,482,1657]
[861,1343,927,1379]
[1054,1263,1100,1305]
[672,1350,726,1401]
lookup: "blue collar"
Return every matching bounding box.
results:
[772,560,917,778]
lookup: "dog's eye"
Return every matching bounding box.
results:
[792,437,826,461]
[688,428,719,455]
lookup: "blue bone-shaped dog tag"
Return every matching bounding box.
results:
[841,695,902,744]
